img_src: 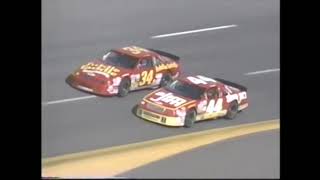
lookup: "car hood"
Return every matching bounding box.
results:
[144,88,196,109]
[76,59,132,80]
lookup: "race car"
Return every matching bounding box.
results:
[134,75,248,127]
[66,46,181,97]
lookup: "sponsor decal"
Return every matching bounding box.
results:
[81,63,120,77]
[112,77,122,86]
[226,94,239,103]
[155,62,178,72]
[149,92,187,107]
[239,92,247,102]
[226,92,247,103]
[130,74,140,89]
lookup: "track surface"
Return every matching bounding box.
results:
[42,0,279,158]
[121,130,280,178]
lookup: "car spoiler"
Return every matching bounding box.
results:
[148,48,180,62]
[214,78,247,91]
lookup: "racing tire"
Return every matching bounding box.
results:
[131,104,139,115]
[225,101,239,120]
[160,74,173,87]
[184,109,196,128]
[117,78,131,97]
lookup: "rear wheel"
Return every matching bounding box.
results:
[160,74,173,87]
[117,78,131,97]
[184,110,196,128]
[225,101,239,120]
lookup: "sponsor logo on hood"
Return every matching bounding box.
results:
[149,91,187,107]
[80,63,120,78]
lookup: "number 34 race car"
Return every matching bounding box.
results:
[134,75,248,127]
[66,46,181,97]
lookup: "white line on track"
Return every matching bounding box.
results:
[244,68,280,75]
[150,24,237,39]
[42,95,96,106]
[41,69,279,106]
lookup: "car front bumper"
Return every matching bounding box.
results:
[135,106,184,127]
[66,75,118,96]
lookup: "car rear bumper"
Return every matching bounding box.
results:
[238,103,249,111]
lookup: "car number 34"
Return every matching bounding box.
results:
[139,70,154,86]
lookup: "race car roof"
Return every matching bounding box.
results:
[179,75,221,89]
[114,46,157,59]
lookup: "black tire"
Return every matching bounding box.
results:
[160,74,173,87]
[184,109,196,128]
[131,104,139,115]
[225,101,239,120]
[117,78,131,97]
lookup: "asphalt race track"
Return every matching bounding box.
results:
[42,0,279,171]
[121,130,280,178]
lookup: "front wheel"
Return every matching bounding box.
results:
[117,78,131,97]
[184,110,196,128]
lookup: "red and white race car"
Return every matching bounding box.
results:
[66,46,181,97]
[135,75,248,127]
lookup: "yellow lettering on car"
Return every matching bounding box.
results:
[103,66,111,73]
[109,68,120,76]
[139,70,154,86]
[123,46,149,55]
[155,62,178,72]
[96,64,105,72]
[80,63,120,77]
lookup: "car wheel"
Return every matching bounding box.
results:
[118,78,131,97]
[160,74,173,87]
[131,104,139,115]
[184,109,196,128]
[225,101,239,120]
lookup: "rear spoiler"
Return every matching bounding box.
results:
[148,48,180,62]
[214,78,247,91]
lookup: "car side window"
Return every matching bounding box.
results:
[207,87,219,99]
[217,87,223,97]
[137,58,153,69]
[153,57,162,66]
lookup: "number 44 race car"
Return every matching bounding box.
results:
[66,46,181,97]
[134,75,248,127]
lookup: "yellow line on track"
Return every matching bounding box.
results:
[42,119,279,178]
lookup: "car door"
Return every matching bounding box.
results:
[204,86,226,116]
[136,58,156,88]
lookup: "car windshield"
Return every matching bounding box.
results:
[165,80,205,100]
[102,51,138,69]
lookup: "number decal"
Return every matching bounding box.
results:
[122,46,149,54]
[139,70,154,86]
[187,75,217,85]
[187,76,207,85]
[206,98,223,113]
